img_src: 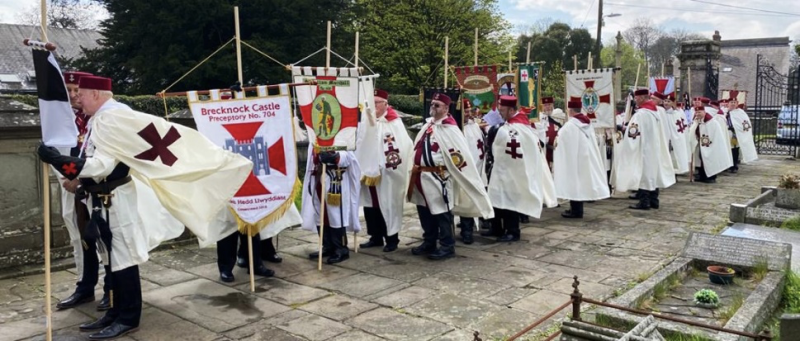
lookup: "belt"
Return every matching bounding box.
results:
[407,165,447,201]
[83,176,132,194]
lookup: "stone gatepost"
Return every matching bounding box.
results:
[677,31,721,98]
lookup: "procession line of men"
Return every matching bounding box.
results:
[40,66,757,339]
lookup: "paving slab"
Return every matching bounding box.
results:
[413,272,509,299]
[239,277,330,307]
[405,293,503,329]
[286,267,358,287]
[319,273,404,299]
[470,307,540,340]
[299,294,378,321]
[274,313,351,341]
[2,307,90,341]
[371,285,436,309]
[345,307,452,341]
[143,278,290,332]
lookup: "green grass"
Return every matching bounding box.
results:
[718,293,744,325]
[752,256,770,281]
[781,215,800,231]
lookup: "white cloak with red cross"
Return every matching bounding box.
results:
[463,118,488,186]
[410,115,493,218]
[356,107,413,236]
[488,112,555,218]
[554,114,610,201]
[662,107,691,174]
[688,113,733,176]
[712,113,734,164]
[611,101,676,192]
[729,108,757,163]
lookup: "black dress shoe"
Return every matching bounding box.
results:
[56,291,94,310]
[497,234,521,242]
[519,216,530,223]
[248,264,275,277]
[382,244,398,252]
[700,178,716,183]
[308,249,334,259]
[629,202,651,210]
[327,253,349,264]
[79,315,115,332]
[220,271,235,283]
[427,248,455,260]
[236,257,248,268]
[411,243,437,255]
[359,239,384,248]
[650,202,660,209]
[96,294,111,311]
[561,210,582,219]
[88,322,138,340]
[263,254,283,263]
[461,232,474,245]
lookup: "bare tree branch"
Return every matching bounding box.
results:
[15,0,106,30]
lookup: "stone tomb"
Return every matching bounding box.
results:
[730,186,800,226]
[596,232,790,341]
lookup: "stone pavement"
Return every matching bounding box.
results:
[1,156,796,341]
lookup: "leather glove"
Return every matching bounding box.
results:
[319,151,339,166]
[37,143,85,180]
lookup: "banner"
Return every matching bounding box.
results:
[422,88,463,130]
[649,76,675,97]
[566,69,615,128]
[188,85,298,231]
[292,66,368,151]
[517,64,541,122]
[31,48,78,148]
[497,73,515,96]
[721,89,747,105]
[454,65,498,114]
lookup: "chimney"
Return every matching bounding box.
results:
[713,30,721,42]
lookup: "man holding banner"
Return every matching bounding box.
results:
[357,89,412,253]
[536,97,564,171]
[408,93,493,260]
[38,76,252,339]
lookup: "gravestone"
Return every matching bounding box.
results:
[746,204,799,224]
[681,232,792,271]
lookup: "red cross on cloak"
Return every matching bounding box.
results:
[477,139,485,160]
[134,123,181,166]
[62,162,77,175]
[505,138,523,159]
[384,135,401,170]
[298,76,360,148]
[676,119,687,133]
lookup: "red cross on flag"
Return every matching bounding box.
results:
[188,85,299,235]
[649,76,675,98]
[566,69,616,128]
[293,67,372,151]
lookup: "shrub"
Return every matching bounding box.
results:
[390,94,423,116]
[782,216,800,231]
[779,174,800,189]
[694,289,720,305]
[6,94,189,117]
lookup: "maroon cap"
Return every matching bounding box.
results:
[700,97,710,104]
[499,95,517,107]
[79,76,112,91]
[710,100,719,107]
[541,97,554,104]
[728,97,738,102]
[567,101,582,109]
[634,89,649,96]
[695,106,705,111]
[720,99,729,104]
[651,91,666,100]
[431,93,451,107]
[738,103,745,109]
[374,89,388,101]
[63,71,93,85]
[693,96,703,101]
[667,94,676,101]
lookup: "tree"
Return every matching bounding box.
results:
[70,0,354,95]
[353,0,513,93]
[514,22,595,71]
[648,29,705,75]
[622,18,662,67]
[16,0,105,30]
[601,40,646,90]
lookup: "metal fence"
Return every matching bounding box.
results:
[753,55,799,156]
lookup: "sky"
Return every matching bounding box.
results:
[0,0,797,44]
[499,0,800,44]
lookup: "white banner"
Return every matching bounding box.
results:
[566,69,615,128]
[188,85,298,226]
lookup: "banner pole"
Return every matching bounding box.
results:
[233,6,256,292]
[40,1,53,339]
[474,28,478,66]
[353,31,360,254]
[318,21,333,271]
[444,37,449,88]
[526,41,531,65]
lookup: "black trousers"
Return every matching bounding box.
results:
[235,235,275,261]
[316,225,349,256]
[416,205,454,248]
[569,201,584,216]
[491,208,520,237]
[105,265,141,327]
[364,206,399,246]
[218,232,261,273]
[74,202,112,296]
[732,147,740,169]
[460,217,475,232]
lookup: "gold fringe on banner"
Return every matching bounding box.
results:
[233,178,303,237]
[361,175,381,187]
[326,193,342,206]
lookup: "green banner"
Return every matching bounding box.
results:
[517,64,541,121]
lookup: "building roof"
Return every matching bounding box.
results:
[719,37,792,105]
[0,24,101,90]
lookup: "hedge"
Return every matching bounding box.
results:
[390,94,423,116]
[7,94,188,116]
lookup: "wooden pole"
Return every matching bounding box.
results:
[688,67,694,183]
[234,6,256,292]
[40,1,52,339]
[661,63,665,77]
[573,55,578,71]
[353,31,359,254]
[444,37,449,88]
[508,50,512,72]
[634,63,641,88]
[318,21,332,271]
[474,28,479,66]
[526,41,531,64]
[588,52,593,69]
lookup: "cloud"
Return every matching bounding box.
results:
[504,0,800,41]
